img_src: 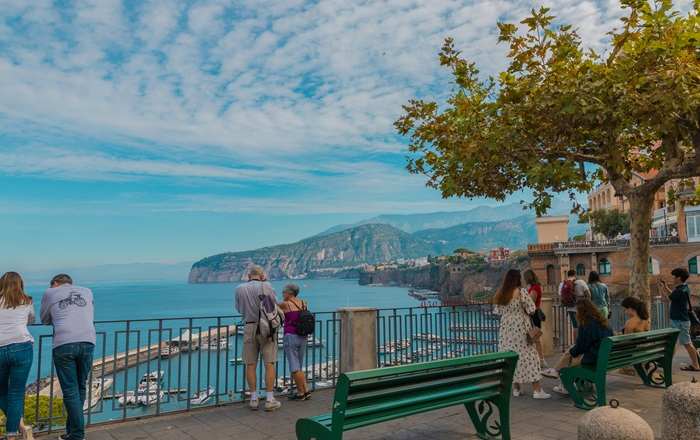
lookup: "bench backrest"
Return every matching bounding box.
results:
[330,351,518,433]
[597,328,679,372]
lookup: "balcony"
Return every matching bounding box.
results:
[528,236,681,255]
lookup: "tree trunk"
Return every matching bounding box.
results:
[627,193,655,301]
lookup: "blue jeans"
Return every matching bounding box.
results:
[53,342,94,440]
[0,342,33,435]
[283,333,307,373]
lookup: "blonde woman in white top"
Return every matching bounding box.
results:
[0,272,35,439]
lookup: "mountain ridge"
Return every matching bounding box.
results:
[188,210,586,282]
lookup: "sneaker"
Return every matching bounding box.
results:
[533,390,551,399]
[264,398,282,411]
[512,388,521,397]
[553,385,569,395]
[542,368,559,379]
[287,393,305,401]
[302,392,312,401]
[249,398,260,410]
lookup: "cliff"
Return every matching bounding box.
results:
[359,255,530,302]
[189,213,574,283]
[188,224,433,283]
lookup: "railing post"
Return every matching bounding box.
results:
[540,297,555,357]
[338,307,377,374]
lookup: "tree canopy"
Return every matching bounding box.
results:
[396,0,700,299]
[586,209,631,238]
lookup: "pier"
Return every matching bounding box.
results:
[38,326,238,397]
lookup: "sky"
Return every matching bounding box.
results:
[0,0,691,272]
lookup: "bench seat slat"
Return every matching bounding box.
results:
[345,379,502,419]
[347,368,505,405]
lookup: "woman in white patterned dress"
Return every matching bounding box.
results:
[494,269,551,399]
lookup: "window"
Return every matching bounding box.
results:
[648,257,660,275]
[598,258,611,275]
[576,263,586,276]
[690,257,698,275]
[546,265,556,285]
[688,211,700,242]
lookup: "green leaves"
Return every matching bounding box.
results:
[396,0,700,216]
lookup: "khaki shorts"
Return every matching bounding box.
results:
[243,323,277,365]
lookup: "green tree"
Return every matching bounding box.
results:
[587,209,631,238]
[0,396,66,434]
[396,0,700,300]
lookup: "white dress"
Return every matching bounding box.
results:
[496,289,542,383]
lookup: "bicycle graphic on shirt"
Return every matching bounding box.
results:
[58,292,87,309]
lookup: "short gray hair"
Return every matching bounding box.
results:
[247,265,266,280]
[284,284,300,297]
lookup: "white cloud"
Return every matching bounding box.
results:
[0,0,691,213]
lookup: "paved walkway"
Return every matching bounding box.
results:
[82,359,697,440]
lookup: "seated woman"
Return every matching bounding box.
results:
[620,296,651,334]
[543,299,613,394]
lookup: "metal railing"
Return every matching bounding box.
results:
[25,305,501,433]
[26,312,340,433]
[375,304,499,367]
[551,299,671,352]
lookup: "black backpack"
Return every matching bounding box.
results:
[295,301,315,337]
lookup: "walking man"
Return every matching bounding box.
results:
[40,274,95,440]
[659,268,700,371]
[235,266,282,411]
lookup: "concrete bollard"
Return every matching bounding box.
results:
[578,401,654,440]
[338,307,377,373]
[662,380,700,440]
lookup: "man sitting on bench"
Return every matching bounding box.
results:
[543,299,613,394]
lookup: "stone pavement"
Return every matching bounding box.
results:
[80,359,697,440]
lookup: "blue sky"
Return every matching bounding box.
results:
[1,0,687,272]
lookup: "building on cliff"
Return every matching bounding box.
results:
[528,184,700,296]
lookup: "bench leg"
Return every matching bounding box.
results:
[295,419,335,440]
[560,370,597,410]
[633,361,667,388]
[465,399,509,439]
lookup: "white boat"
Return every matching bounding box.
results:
[414,333,443,343]
[118,391,138,406]
[137,391,166,406]
[159,344,180,359]
[379,339,411,354]
[190,387,215,405]
[203,337,228,351]
[137,370,164,393]
[229,357,243,365]
[83,377,113,411]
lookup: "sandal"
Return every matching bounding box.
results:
[680,365,700,372]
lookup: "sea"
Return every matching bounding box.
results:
[25,278,418,321]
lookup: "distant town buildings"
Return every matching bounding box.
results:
[488,247,511,263]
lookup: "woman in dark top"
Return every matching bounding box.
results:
[523,270,546,367]
[543,299,613,394]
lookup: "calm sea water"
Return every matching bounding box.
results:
[25,278,418,321]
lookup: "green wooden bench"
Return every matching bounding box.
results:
[560,328,679,410]
[296,351,518,440]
